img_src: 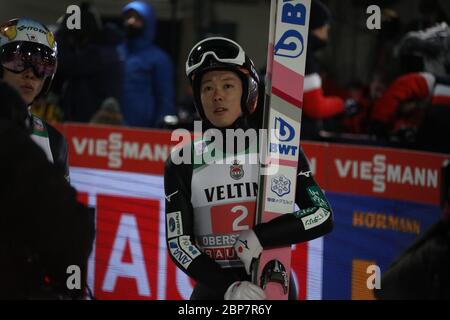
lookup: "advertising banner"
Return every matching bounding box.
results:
[58,124,448,299]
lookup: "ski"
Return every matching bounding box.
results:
[253,0,311,300]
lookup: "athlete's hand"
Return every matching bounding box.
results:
[234,229,263,275]
[224,281,266,300]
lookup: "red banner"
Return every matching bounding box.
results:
[63,124,178,175]
[326,144,447,205]
[60,123,449,206]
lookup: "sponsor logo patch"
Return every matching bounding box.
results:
[165,190,179,202]
[271,175,291,197]
[274,117,295,142]
[298,170,312,177]
[17,25,47,35]
[166,211,183,239]
[168,239,192,268]
[178,235,201,259]
[307,186,329,210]
[301,208,330,230]
[230,160,244,180]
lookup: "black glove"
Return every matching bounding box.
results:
[344,98,360,116]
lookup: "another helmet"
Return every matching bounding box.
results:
[0,18,58,98]
[186,37,260,120]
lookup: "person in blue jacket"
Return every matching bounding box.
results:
[119,0,176,128]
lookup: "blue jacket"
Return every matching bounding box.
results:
[119,1,175,128]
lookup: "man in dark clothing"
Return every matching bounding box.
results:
[0,81,95,299]
[1,18,70,180]
[165,37,333,300]
[55,2,124,123]
[302,0,357,139]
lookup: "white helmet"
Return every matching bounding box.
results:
[0,18,58,96]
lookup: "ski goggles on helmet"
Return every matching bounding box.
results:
[186,37,246,78]
[1,42,57,79]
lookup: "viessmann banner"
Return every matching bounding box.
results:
[58,123,448,300]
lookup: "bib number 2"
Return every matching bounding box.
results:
[211,202,256,233]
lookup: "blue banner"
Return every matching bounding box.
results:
[322,192,441,299]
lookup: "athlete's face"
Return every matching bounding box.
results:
[2,68,45,105]
[200,70,243,128]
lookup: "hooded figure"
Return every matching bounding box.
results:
[119,1,175,128]
[55,2,124,123]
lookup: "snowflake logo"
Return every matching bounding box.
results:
[271,175,291,197]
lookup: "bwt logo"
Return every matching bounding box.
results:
[274,1,307,58]
[270,117,298,156]
[274,117,295,142]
